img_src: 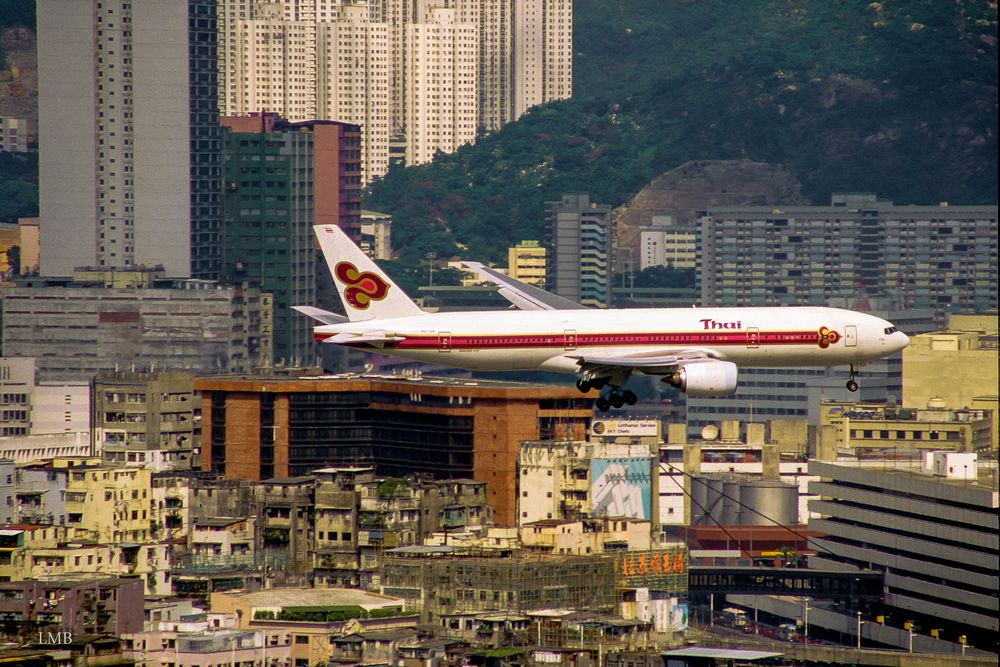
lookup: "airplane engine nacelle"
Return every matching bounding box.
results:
[670,361,738,397]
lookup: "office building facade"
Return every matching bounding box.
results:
[221,114,361,365]
[0,357,90,437]
[37,0,221,279]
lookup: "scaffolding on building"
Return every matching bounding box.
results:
[380,546,688,622]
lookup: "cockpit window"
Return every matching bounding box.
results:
[884,326,898,335]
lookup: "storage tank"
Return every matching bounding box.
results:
[695,475,727,525]
[721,477,742,525]
[690,473,709,525]
[738,479,798,526]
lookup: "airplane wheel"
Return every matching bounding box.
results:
[576,378,591,393]
[623,390,638,405]
[593,377,609,389]
[595,396,611,412]
[610,393,625,409]
[846,380,859,392]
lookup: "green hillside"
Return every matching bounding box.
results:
[367,0,998,265]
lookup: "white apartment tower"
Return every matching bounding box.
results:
[221,2,317,120]
[405,6,479,165]
[217,0,571,173]
[477,0,514,131]
[38,0,221,278]
[317,5,390,184]
[513,0,572,118]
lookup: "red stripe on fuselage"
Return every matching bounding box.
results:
[315,330,825,348]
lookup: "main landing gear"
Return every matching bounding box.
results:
[594,390,637,412]
[576,376,636,412]
[846,365,859,393]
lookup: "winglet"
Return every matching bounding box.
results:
[314,225,424,322]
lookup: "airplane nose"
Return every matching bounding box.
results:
[893,331,910,352]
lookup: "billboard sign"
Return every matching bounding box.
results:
[591,419,661,438]
[591,456,651,519]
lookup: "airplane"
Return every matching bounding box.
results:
[295,225,910,412]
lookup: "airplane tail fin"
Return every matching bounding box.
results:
[314,225,424,322]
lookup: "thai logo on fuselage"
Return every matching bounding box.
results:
[334,262,390,309]
[818,327,840,348]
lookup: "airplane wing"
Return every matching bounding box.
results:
[462,262,583,311]
[292,305,349,325]
[570,349,714,375]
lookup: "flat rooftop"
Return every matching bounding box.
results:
[216,587,403,610]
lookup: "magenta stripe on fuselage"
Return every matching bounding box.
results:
[315,330,825,349]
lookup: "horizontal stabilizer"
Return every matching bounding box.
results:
[324,331,407,347]
[292,305,349,325]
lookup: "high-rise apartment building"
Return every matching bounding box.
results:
[405,7,479,166]
[221,114,362,365]
[512,0,572,118]
[698,193,998,316]
[477,0,513,130]
[37,0,222,279]
[317,6,390,184]
[546,194,611,308]
[219,0,571,175]
[220,1,389,185]
[221,3,317,120]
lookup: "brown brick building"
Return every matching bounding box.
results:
[195,374,594,526]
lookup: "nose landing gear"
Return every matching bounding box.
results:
[846,365,859,392]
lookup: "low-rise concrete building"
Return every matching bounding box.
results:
[0,575,144,638]
[93,371,200,471]
[520,518,651,555]
[817,401,994,458]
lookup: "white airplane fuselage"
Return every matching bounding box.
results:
[315,306,909,373]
